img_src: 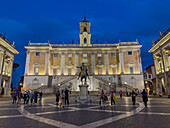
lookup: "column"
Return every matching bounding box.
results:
[25,50,30,75]
[75,53,79,75]
[119,50,124,74]
[48,52,51,75]
[104,52,109,74]
[45,51,49,75]
[61,53,65,75]
[0,53,3,73]
[91,53,95,75]
[137,50,142,73]
[162,50,170,95]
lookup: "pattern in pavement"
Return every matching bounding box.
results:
[0,97,170,128]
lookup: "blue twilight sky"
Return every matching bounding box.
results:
[0,0,170,87]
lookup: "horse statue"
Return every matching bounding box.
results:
[77,63,90,84]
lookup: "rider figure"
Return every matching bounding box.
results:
[77,63,90,80]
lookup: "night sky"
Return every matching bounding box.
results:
[0,0,170,88]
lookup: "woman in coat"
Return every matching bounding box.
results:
[56,90,60,105]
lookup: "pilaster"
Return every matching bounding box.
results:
[119,50,124,74]
[25,50,30,75]
[104,52,109,74]
[61,52,65,75]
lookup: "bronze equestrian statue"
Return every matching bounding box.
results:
[77,63,89,84]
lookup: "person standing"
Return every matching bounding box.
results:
[17,92,22,104]
[30,92,35,105]
[56,90,60,106]
[60,90,65,108]
[39,91,43,104]
[23,92,27,104]
[34,91,38,104]
[119,90,123,98]
[100,90,105,107]
[110,91,116,107]
[141,89,148,107]
[65,88,69,105]
[13,91,17,104]
[131,90,136,105]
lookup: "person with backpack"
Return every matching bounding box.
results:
[110,91,116,107]
[65,88,69,105]
[13,91,17,104]
[141,89,148,107]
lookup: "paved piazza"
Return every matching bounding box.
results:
[0,96,170,128]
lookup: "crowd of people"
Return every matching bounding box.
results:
[12,91,43,105]
[55,88,70,108]
[12,88,148,108]
[99,89,148,107]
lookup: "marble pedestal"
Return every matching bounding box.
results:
[79,84,89,100]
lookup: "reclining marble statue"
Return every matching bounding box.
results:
[77,63,90,85]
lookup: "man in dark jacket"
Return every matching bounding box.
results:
[65,88,69,105]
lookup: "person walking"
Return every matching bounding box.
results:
[56,90,60,106]
[110,91,116,107]
[131,90,136,105]
[65,88,69,105]
[119,90,123,98]
[39,91,43,104]
[13,91,17,104]
[100,90,105,107]
[60,90,65,108]
[141,89,148,107]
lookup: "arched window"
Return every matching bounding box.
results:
[84,38,87,44]
[84,27,87,32]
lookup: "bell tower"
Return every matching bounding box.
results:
[79,16,91,45]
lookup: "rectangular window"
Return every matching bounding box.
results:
[54,53,59,58]
[68,68,72,75]
[129,67,134,74]
[112,68,117,74]
[128,51,132,55]
[98,67,102,75]
[34,67,39,75]
[53,69,57,75]
[97,53,102,57]
[111,53,115,57]
[148,74,152,79]
[35,52,40,56]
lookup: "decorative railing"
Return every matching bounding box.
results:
[0,33,15,48]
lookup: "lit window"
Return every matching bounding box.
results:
[111,53,115,57]
[98,53,102,57]
[128,51,132,55]
[53,68,58,75]
[54,53,59,58]
[34,64,40,75]
[98,67,102,75]
[129,67,134,74]
[35,52,40,56]
[68,68,72,75]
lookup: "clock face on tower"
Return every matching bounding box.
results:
[82,32,88,38]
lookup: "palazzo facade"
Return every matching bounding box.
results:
[0,34,19,95]
[149,28,170,96]
[24,18,144,93]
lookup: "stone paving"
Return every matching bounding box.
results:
[0,96,170,128]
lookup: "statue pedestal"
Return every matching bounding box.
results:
[79,84,89,100]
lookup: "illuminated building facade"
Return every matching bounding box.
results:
[149,28,170,96]
[24,17,144,93]
[0,34,19,95]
